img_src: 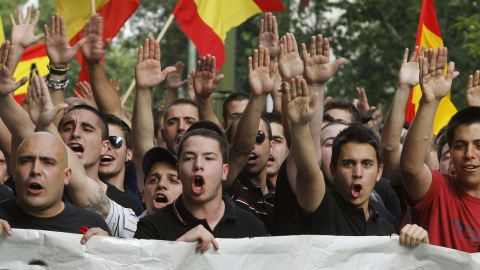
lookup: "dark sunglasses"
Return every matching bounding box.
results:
[256,130,266,145]
[109,136,124,149]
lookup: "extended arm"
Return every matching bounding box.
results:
[225,45,277,188]
[132,37,175,193]
[382,46,423,186]
[285,77,323,213]
[401,47,458,202]
[165,61,187,107]
[81,14,130,126]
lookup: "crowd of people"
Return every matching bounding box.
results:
[0,7,479,258]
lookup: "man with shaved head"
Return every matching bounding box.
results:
[0,133,110,238]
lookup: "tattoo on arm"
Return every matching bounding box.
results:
[82,188,111,219]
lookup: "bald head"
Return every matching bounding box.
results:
[18,132,68,167]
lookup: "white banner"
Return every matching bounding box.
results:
[0,229,479,269]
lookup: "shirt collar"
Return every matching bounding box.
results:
[331,189,379,220]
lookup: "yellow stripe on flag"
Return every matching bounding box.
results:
[12,56,50,96]
[0,14,5,43]
[419,25,443,49]
[194,0,261,41]
[56,0,109,40]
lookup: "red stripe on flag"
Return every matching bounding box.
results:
[252,0,286,12]
[68,0,139,84]
[19,43,47,61]
[405,89,416,123]
[14,93,26,104]
[173,0,225,71]
[415,0,442,46]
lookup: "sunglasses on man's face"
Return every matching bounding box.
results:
[256,130,266,145]
[109,136,124,149]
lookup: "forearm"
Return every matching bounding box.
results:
[132,87,155,191]
[88,62,130,126]
[48,73,67,127]
[292,124,325,213]
[382,85,410,151]
[164,88,177,108]
[12,45,25,72]
[196,96,221,126]
[0,95,34,141]
[308,83,325,162]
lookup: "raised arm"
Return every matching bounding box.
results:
[9,7,44,70]
[132,37,175,193]
[382,46,423,186]
[225,45,277,188]
[286,34,345,193]
[44,13,85,126]
[81,14,130,126]
[27,74,111,219]
[193,54,223,126]
[165,61,187,107]
[401,47,458,202]
[466,69,480,107]
[285,76,323,213]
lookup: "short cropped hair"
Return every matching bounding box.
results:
[324,98,361,123]
[187,120,225,137]
[262,112,282,125]
[331,123,382,170]
[225,113,272,144]
[164,99,198,124]
[446,106,480,147]
[222,92,249,122]
[177,128,229,163]
[102,114,132,150]
[58,105,108,140]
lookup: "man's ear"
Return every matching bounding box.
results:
[376,164,384,182]
[221,164,229,182]
[126,149,133,163]
[64,168,72,186]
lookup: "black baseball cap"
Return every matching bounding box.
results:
[142,147,178,179]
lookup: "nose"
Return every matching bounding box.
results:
[465,144,476,160]
[72,125,81,138]
[352,164,362,179]
[29,160,41,177]
[178,119,186,132]
[194,158,204,172]
[157,175,168,190]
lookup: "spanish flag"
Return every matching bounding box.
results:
[405,0,456,135]
[173,0,285,71]
[0,14,5,43]
[56,0,139,85]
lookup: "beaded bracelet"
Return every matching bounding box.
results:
[47,64,69,76]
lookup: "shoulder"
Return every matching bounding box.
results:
[135,204,173,240]
[231,203,267,236]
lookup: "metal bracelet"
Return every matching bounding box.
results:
[44,74,69,90]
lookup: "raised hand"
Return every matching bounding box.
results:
[76,81,98,109]
[278,33,304,80]
[419,47,459,104]
[353,87,375,119]
[301,35,345,86]
[248,45,278,96]
[135,37,176,90]
[0,42,29,96]
[27,74,68,129]
[284,76,318,126]
[258,12,280,58]
[176,225,219,253]
[398,46,425,87]
[187,69,197,103]
[9,7,44,49]
[372,103,383,130]
[193,55,224,98]
[167,61,188,90]
[466,70,480,107]
[81,14,111,63]
[44,13,86,66]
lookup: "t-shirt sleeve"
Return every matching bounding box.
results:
[105,200,138,238]
[296,189,333,234]
[403,168,444,210]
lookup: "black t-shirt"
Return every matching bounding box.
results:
[374,177,401,217]
[271,161,300,236]
[134,193,266,240]
[106,183,144,216]
[0,197,111,235]
[0,184,14,202]
[298,188,397,236]
[226,173,275,234]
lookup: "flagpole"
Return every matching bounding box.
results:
[90,0,96,15]
[121,14,175,106]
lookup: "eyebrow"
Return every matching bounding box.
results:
[273,135,284,140]
[61,120,96,130]
[18,155,57,164]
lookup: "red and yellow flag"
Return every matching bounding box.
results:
[405,0,456,135]
[173,0,285,71]
[0,14,5,43]
[56,0,139,85]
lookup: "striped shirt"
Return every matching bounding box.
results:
[105,200,139,238]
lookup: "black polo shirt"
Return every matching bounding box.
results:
[227,173,275,234]
[134,193,266,240]
[298,188,398,236]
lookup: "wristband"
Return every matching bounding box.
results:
[47,63,69,75]
[45,74,69,90]
[361,116,373,123]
